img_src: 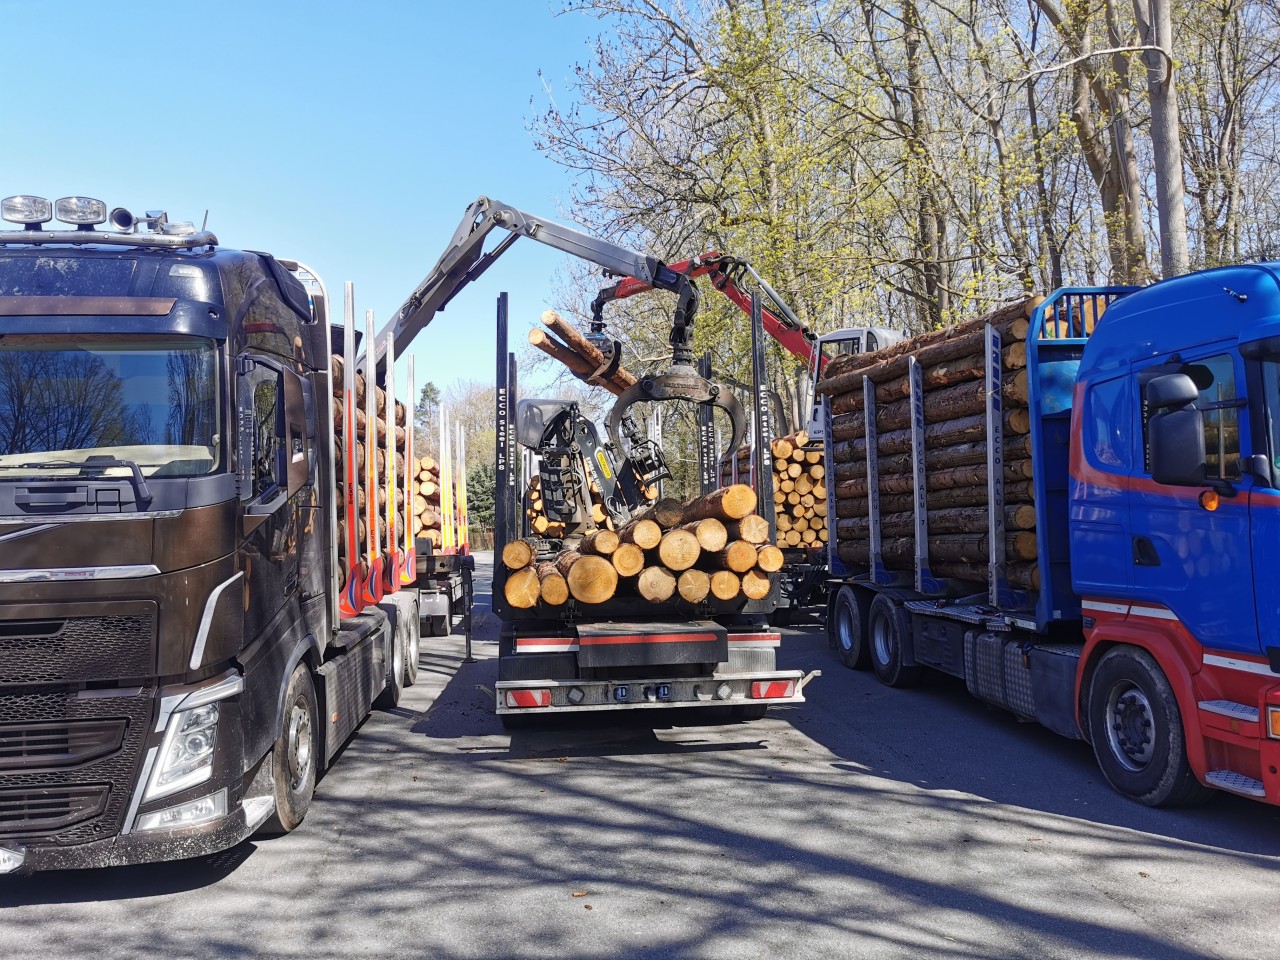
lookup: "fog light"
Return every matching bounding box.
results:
[716,682,733,701]
[0,845,25,874]
[1267,705,1280,739]
[135,789,227,832]
[567,687,585,705]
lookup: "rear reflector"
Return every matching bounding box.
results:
[505,689,551,709]
[750,680,795,700]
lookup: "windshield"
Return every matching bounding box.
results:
[0,337,220,478]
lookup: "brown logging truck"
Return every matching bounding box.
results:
[0,195,424,873]
[381,197,818,724]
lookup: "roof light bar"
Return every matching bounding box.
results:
[54,196,107,225]
[1,195,52,227]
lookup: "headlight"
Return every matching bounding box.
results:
[144,702,221,802]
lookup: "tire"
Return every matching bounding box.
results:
[403,603,421,687]
[375,619,405,709]
[429,615,449,637]
[733,704,768,721]
[1086,646,1214,807]
[830,586,871,670]
[258,663,318,836]
[868,594,924,688]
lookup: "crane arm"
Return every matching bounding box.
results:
[591,252,824,371]
[374,196,698,371]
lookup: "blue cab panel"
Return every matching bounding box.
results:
[1071,262,1280,658]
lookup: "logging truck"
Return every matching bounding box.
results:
[823,264,1280,807]
[0,195,428,873]
[382,197,817,723]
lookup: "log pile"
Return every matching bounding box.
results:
[500,483,782,607]
[528,310,638,396]
[816,297,1044,591]
[412,456,443,548]
[720,429,828,550]
[331,356,410,567]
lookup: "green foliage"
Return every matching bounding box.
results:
[467,462,496,530]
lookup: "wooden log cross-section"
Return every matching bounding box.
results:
[556,551,618,605]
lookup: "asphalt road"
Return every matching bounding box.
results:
[3,552,1277,960]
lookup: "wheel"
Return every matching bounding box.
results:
[867,594,924,687]
[375,618,405,709]
[258,663,318,836]
[768,606,794,627]
[429,615,449,637]
[1086,646,1213,807]
[733,704,768,721]
[403,603,421,687]
[830,586,871,670]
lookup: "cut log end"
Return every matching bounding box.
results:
[502,539,536,570]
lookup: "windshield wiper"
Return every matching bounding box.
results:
[0,456,153,507]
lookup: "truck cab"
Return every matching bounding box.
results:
[0,195,412,873]
[1070,262,1280,801]
[805,326,902,439]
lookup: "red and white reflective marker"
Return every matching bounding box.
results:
[750,680,795,699]
[504,689,551,709]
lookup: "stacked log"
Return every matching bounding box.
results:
[331,357,410,569]
[817,296,1044,591]
[412,455,443,548]
[499,483,781,607]
[719,430,828,550]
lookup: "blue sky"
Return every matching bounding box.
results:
[0,0,606,399]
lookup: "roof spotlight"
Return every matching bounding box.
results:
[55,197,107,227]
[2,195,53,228]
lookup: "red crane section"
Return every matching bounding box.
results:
[592,252,824,373]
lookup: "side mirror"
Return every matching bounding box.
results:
[1147,374,1208,487]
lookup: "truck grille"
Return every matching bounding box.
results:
[0,689,151,845]
[0,602,155,685]
[0,784,109,837]
[0,719,127,771]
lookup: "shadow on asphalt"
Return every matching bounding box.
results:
[8,553,1278,960]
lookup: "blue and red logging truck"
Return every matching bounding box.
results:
[825,263,1280,807]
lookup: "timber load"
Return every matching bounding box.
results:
[331,358,412,566]
[412,456,444,548]
[817,296,1044,592]
[720,429,827,550]
[500,483,778,608]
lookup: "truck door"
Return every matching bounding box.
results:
[1131,351,1259,655]
[1249,357,1280,661]
[237,352,304,642]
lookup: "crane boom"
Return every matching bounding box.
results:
[375,196,697,370]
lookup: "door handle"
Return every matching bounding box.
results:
[1132,536,1161,566]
